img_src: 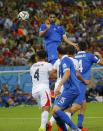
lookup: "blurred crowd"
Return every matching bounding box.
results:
[0,0,103,66]
[0,83,37,107]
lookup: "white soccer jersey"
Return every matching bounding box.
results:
[30,61,53,89]
[53,59,61,80]
[53,59,64,93]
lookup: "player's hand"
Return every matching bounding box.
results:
[73,43,79,51]
[94,52,102,59]
[45,19,51,29]
[84,80,91,85]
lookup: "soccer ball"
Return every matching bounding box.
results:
[18,11,29,20]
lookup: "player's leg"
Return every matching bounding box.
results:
[66,83,86,114]
[53,104,68,131]
[39,88,51,131]
[78,101,87,131]
[77,83,88,131]
[46,42,58,64]
[47,80,60,130]
[47,80,64,131]
[53,90,80,131]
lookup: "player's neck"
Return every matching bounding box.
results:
[37,59,45,62]
[69,54,74,58]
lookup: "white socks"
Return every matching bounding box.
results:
[41,111,49,128]
[49,116,55,125]
[65,112,71,119]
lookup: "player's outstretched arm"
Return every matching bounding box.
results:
[55,70,70,96]
[94,52,103,65]
[39,20,50,37]
[76,71,91,85]
[63,35,78,49]
[98,59,103,65]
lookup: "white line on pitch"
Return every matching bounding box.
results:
[0,117,103,119]
[85,117,103,119]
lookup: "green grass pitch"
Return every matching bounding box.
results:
[0,103,103,131]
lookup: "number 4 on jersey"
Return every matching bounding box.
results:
[34,69,39,81]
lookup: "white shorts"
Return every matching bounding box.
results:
[32,84,51,108]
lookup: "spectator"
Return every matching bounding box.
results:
[0,84,15,107]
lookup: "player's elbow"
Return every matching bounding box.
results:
[98,59,103,66]
[49,71,57,80]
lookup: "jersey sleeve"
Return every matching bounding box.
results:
[47,63,53,71]
[53,59,59,70]
[90,53,100,63]
[39,24,46,32]
[61,26,65,36]
[61,58,70,73]
[57,25,65,36]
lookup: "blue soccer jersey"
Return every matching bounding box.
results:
[39,23,65,63]
[60,55,80,92]
[75,51,100,80]
[39,23,65,45]
[54,55,80,109]
[74,51,100,104]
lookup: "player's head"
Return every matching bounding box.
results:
[78,41,88,51]
[28,54,36,65]
[36,50,47,60]
[66,45,76,56]
[57,44,67,58]
[48,11,56,23]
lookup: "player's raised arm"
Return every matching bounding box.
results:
[39,20,50,37]
[76,70,91,85]
[63,34,78,49]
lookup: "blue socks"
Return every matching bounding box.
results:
[53,113,68,131]
[78,114,84,128]
[55,110,78,130]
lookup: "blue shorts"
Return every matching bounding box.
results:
[54,89,79,110]
[74,82,86,104]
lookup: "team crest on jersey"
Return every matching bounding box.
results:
[63,63,67,69]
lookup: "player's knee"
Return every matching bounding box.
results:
[52,105,61,113]
[42,106,50,112]
[72,104,81,113]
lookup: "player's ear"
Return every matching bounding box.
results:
[45,19,50,25]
